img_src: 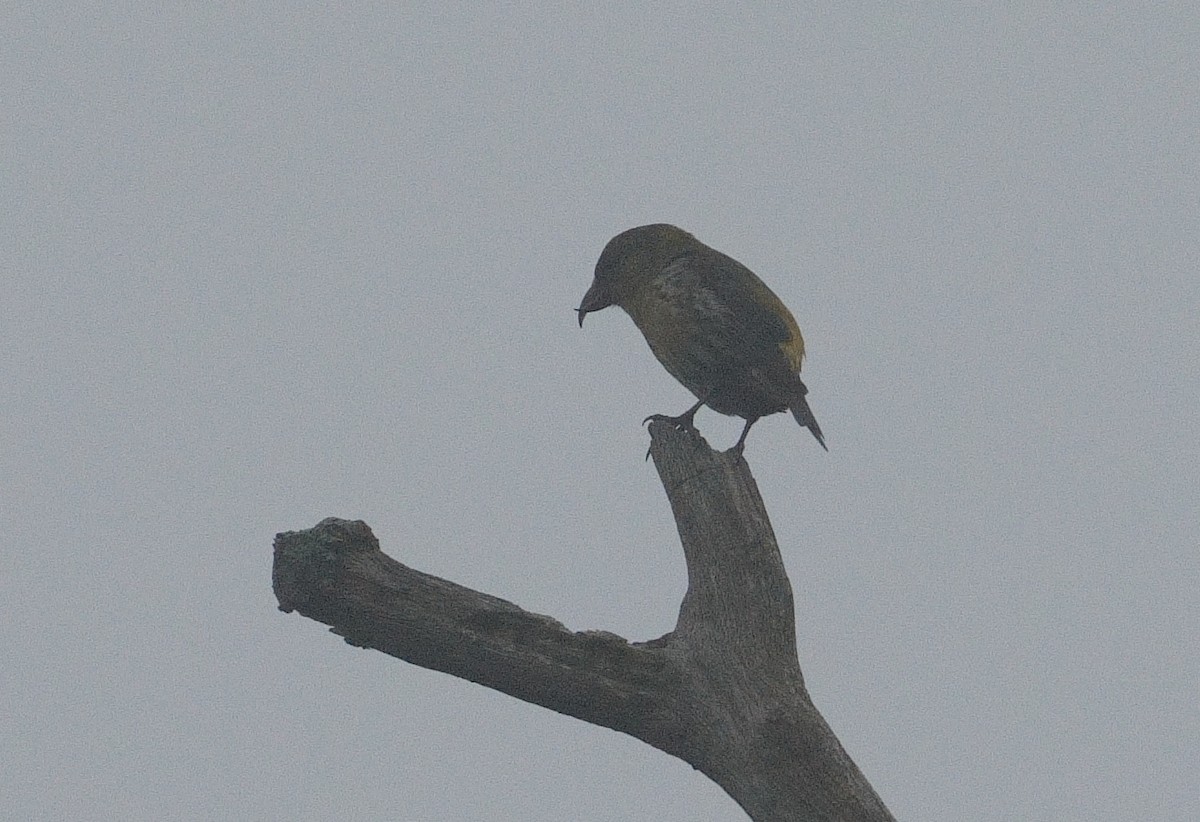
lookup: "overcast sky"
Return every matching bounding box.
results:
[5,5,1198,821]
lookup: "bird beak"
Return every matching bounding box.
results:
[576,281,611,327]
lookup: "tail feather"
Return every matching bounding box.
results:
[790,395,828,451]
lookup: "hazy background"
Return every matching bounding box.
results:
[5,5,1197,820]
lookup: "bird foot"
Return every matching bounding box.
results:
[643,412,701,461]
[642,413,699,434]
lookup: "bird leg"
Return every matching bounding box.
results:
[729,417,759,456]
[643,399,706,460]
[643,398,705,434]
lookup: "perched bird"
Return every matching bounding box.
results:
[577,224,826,453]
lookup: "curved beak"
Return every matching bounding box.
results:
[576,280,611,327]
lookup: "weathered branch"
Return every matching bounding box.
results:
[273,421,894,822]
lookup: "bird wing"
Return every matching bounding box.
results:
[660,250,801,373]
[639,251,806,416]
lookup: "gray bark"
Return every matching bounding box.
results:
[272,420,895,821]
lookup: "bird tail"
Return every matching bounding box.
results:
[790,394,828,451]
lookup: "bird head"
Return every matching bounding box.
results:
[577,224,695,326]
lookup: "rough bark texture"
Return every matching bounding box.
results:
[272,421,895,822]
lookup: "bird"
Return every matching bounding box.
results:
[576,223,826,454]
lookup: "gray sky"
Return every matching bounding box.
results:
[5,5,1197,821]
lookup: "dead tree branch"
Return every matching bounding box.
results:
[272,421,894,822]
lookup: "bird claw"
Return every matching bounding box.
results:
[643,406,703,460]
[644,415,699,460]
[642,413,698,434]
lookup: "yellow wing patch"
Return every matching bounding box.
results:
[748,279,805,372]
